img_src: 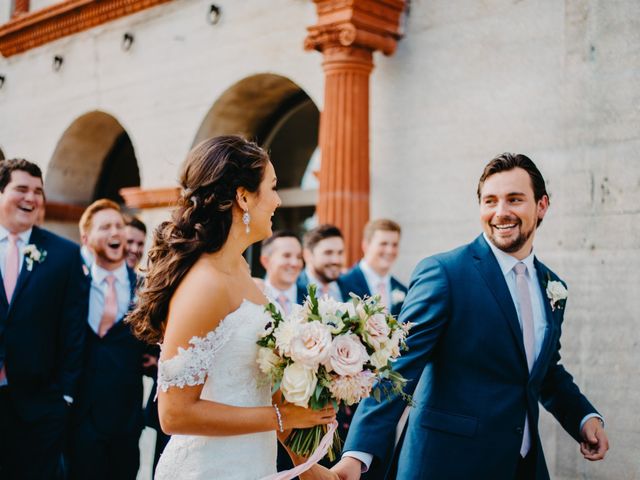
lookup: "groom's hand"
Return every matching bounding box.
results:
[580,417,609,461]
[331,457,362,480]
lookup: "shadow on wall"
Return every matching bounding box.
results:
[44,110,140,241]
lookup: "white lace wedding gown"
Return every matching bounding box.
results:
[154,300,277,480]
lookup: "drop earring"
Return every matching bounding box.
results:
[242,210,251,234]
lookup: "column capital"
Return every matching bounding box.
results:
[304,0,405,56]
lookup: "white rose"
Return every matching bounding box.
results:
[546,281,568,305]
[280,362,318,407]
[257,347,281,375]
[274,317,303,357]
[318,297,341,317]
[391,289,406,304]
[326,334,369,376]
[370,348,392,370]
[364,313,391,350]
[289,321,332,368]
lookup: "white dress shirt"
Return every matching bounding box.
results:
[264,279,298,312]
[0,226,32,279]
[359,260,391,303]
[88,262,131,334]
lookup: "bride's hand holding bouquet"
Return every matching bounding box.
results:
[257,284,413,467]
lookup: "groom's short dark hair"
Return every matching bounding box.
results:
[477,153,549,204]
[0,158,43,193]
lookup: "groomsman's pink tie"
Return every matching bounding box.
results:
[277,293,290,316]
[98,275,118,337]
[514,262,536,457]
[4,233,19,302]
[376,281,389,310]
[0,233,19,383]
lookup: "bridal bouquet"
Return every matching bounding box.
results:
[257,285,412,461]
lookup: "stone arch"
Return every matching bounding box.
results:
[194,74,320,273]
[45,110,140,205]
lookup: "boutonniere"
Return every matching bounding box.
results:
[391,289,406,305]
[545,276,568,311]
[22,244,47,271]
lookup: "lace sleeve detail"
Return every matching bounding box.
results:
[157,322,234,393]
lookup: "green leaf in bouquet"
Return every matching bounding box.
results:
[307,284,320,315]
[270,379,282,395]
[373,387,381,403]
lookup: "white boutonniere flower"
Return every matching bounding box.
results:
[22,244,47,271]
[391,289,406,305]
[546,280,568,311]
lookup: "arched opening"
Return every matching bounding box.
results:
[194,74,319,275]
[44,111,140,240]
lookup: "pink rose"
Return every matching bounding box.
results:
[328,370,376,405]
[364,313,391,350]
[289,321,332,369]
[326,334,369,376]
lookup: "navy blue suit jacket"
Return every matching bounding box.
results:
[0,227,89,421]
[74,265,147,437]
[339,263,408,317]
[344,235,598,480]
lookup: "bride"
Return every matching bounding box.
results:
[128,136,339,479]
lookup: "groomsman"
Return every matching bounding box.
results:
[336,153,609,480]
[69,199,147,480]
[260,230,305,313]
[298,224,348,301]
[340,219,408,316]
[124,215,146,270]
[0,159,89,480]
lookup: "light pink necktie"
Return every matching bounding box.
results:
[98,275,118,337]
[514,262,535,457]
[4,233,19,302]
[376,281,389,310]
[0,234,19,383]
[277,293,290,316]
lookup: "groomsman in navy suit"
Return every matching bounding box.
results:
[340,219,408,316]
[335,154,609,480]
[69,199,148,480]
[0,159,89,479]
[297,224,348,301]
[260,230,305,312]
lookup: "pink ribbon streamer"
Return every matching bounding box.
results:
[261,421,338,480]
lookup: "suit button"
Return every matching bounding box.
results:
[515,427,524,435]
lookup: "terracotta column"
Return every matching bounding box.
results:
[12,0,30,17]
[305,0,405,265]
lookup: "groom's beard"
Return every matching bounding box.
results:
[488,219,534,254]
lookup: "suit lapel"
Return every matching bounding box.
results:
[470,235,527,364]
[8,227,43,311]
[530,258,559,377]
[352,265,371,297]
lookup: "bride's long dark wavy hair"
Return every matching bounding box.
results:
[127,135,269,344]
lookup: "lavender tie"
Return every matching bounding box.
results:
[514,262,535,456]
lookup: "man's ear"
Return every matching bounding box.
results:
[302,248,313,266]
[259,254,269,270]
[537,195,550,222]
[80,233,89,246]
[361,239,368,255]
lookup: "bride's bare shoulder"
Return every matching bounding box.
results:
[162,258,234,358]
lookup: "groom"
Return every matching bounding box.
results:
[334,153,609,479]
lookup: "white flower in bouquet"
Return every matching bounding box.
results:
[273,315,304,356]
[363,313,391,350]
[325,334,369,376]
[546,280,568,310]
[328,370,376,405]
[289,321,333,368]
[317,296,351,318]
[281,362,318,407]
[388,328,405,358]
[355,302,368,321]
[370,347,393,369]
[256,347,281,375]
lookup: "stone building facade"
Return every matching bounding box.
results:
[0,1,638,479]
